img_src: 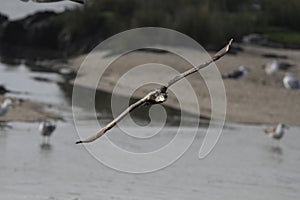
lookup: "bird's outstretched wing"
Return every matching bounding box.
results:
[76,39,233,144]
[165,39,233,89]
[76,93,152,144]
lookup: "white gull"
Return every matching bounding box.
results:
[265,123,289,140]
[0,98,12,117]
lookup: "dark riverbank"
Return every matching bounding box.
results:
[1,0,300,60]
[0,11,93,60]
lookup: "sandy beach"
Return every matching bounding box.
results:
[1,43,299,126]
[70,44,300,126]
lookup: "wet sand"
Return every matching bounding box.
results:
[0,96,62,122]
[70,44,300,126]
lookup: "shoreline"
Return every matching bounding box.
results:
[1,43,299,126]
[69,44,300,126]
[0,96,62,123]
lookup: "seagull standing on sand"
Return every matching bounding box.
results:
[222,65,248,79]
[264,60,293,75]
[39,120,56,144]
[283,73,300,90]
[0,99,12,117]
[265,123,289,140]
[19,0,85,4]
[264,60,279,75]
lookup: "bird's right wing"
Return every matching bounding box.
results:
[76,94,150,144]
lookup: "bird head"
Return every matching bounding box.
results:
[155,93,168,103]
[148,89,168,104]
[282,124,289,129]
[278,123,289,130]
[239,65,249,73]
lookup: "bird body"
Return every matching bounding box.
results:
[0,99,12,117]
[222,66,248,79]
[20,0,85,4]
[283,73,300,90]
[264,60,279,75]
[265,123,288,140]
[39,120,56,144]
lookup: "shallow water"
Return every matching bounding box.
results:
[0,63,67,105]
[0,0,79,20]
[0,122,300,200]
[0,61,198,124]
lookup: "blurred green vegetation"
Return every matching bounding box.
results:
[55,0,300,50]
